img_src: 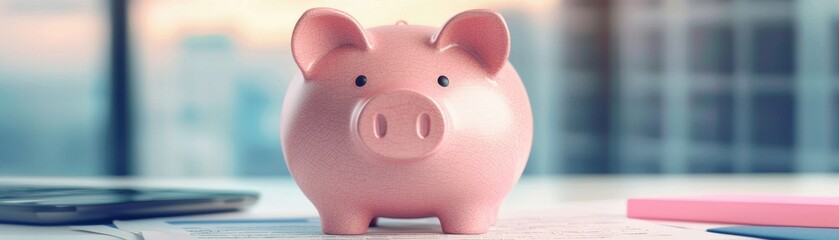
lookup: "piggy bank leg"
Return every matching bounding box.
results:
[437,205,494,234]
[319,210,372,235]
[488,205,499,226]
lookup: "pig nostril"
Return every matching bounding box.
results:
[375,114,387,138]
[417,113,431,139]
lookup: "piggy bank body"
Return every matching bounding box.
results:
[280,8,532,235]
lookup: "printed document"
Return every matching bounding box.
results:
[97,211,746,239]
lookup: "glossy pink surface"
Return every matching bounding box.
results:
[280,8,533,235]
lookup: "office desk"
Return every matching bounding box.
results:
[2,174,837,238]
[4,174,838,214]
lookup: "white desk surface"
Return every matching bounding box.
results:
[1,174,837,238]
[4,174,838,214]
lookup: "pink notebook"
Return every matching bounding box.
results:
[627,195,839,228]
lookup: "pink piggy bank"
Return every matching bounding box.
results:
[280,8,533,235]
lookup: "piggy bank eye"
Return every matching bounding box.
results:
[355,75,367,87]
[437,75,449,87]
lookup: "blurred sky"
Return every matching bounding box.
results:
[132,0,557,49]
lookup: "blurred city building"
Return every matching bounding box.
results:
[0,0,108,175]
[606,0,800,173]
[0,0,836,176]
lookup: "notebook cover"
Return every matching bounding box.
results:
[627,195,839,228]
[708,225,839,240]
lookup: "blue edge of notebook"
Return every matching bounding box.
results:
[708,226,839,240]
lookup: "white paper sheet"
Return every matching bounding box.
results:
[112,211,749,240]
[70,225,143,240]
[0,224,124,240]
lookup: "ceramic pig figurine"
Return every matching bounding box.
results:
[280,8,533,235]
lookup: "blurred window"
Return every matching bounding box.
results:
[627,92,662,138]
[689,23,735,75]
[565,91,610,134]
[751,92,795,147]
[131,2,294,176]
[751,20,795,76]
[0,0,108,176]
[690,91,734,144]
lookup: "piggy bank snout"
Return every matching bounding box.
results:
[356,90,446,160]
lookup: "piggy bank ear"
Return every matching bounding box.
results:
[433,10,510,76]
[291,8,371,79]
